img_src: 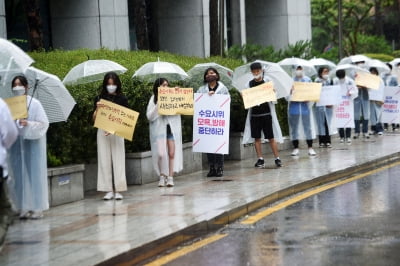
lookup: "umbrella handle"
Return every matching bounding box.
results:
[28,78,40,111]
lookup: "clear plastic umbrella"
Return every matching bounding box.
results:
[63,59,127,85]
[26,67,76,123]
[278,57,317,77]
[309,57,336,70]
[132,61,188,83]
[366,59,391,75]
[338,54,371,65]
[330,63,369,78]
[186,62,234,89]
[232,60,292,99]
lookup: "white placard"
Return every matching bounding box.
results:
[316,85,342,106]
[192,93,230,154]
[334,94,355,128]
[381,86,400,124]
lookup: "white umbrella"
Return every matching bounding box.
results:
[27,67,76,123]
[232,60,292,99]
[389,58,400,67]
[63,59,127,85]
[338,54,371,65]
[186,62,234,89]
[330,63,369,78]
[132,61,188,83]
[309,57,336,70]
[366,59,391,75]
[278,57,317,77]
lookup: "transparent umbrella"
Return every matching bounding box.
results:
[132,60,188,83]
[186,62,234,89]
[232,60,292,99]
[367,59,391,75]
[63,59,127,85]
[309,57,336,70]
[278,57,317,77]
[330,63,369,78]
[338,54,371,65]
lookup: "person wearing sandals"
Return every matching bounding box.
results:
[146,78,183,187]
[93,72,128,200]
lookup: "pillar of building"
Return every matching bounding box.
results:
[50,0,130,50]
[229,0,246,47]
[0,0,6,38]
[245,0,311,50]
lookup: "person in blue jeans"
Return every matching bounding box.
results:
[288,65,316,156]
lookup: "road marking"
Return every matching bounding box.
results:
[241,160,400,225]
[144,234,227,266]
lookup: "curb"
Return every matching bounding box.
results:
[97,152,400,265]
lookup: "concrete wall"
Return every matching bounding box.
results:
[155,0,209,57]
[0,0,6,38]
[50,0,129,50]
[229,0,246,46]
[245,0,311,50]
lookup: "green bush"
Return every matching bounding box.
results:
[364,53,394,62]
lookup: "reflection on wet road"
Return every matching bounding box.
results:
[154,164,400,266]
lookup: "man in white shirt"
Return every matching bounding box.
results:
[0,98,18,251]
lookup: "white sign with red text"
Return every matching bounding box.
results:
[381,86,400,124]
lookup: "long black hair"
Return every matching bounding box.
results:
[203,67,220,83]
[11,75,29,89]
[152,77,169,104]
[318,67,329,78]
[100,71,122,97]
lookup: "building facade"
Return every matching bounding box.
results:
[1,0,311,57]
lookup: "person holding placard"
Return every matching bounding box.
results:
[333,70,358,143]
[242,62,283,168]
[93,72,128,200]
[146,78,183,187]
[288,65,316,156]
[314,67,334,148]
[197,67,229,177]
[368,67,385,135]
[383,63,398,132]
[8,75,49,219]
[353,63,370,139]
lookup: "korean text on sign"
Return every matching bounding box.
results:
[192,93,230,154]
[158,87,194,115]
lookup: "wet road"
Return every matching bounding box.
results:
[150,164,400,266]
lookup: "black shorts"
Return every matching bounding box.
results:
[250,115,274,139]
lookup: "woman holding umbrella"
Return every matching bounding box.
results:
[93,72,128,200]
[197,67,229,177]
[8,75,49,219]
[146,78,183,187]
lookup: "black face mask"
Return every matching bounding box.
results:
[206,75,217,82]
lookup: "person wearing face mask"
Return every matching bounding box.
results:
[7,75,49,219]
[368,67,385,135]
[242,62,283,168]
[288,65,316,156]
[93,72,128,200]
[314,67,334,148]
[333,70,358,143]
[197,67,229,177]
[383,63,399,132]
[146,78,183,187]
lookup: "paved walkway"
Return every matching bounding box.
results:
[1,134,400,266]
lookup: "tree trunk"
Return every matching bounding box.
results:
[23,0,43,51]
[210,0,220,56]
[133,0,150,50]
[374,0,384,36]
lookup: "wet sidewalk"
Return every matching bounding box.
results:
[2,134,400,266]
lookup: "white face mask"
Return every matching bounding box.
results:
[322,74,329,80]
[106,85,117,93]
[295,70,303,77]
[12,86,25,96]
[253,73,263,80]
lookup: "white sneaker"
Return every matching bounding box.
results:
[158,176,166,187]
[291,148,299,156]
[19,211,32,219]
[30,211,43,219]
[103,192,114,200]
[340,138,344,143]
[378,132,383,136]
[166,176,174,187]
[347,138,352,144]
[308,148,316,156]
[114,192,123,200]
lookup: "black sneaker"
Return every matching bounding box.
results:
[254,159,265,168]
[275,159,282,167]
[207,167,217,177]
[216,167,223,177]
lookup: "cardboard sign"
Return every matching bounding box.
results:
[4,95,28,120]
[192,93,230,154]
[94,99,139,141]
[316,85,342,106]
[241,81,277,109]
[158,87,194,115]
[355,72,380,90]
[381,86,400,124]
[291,82,322,102]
